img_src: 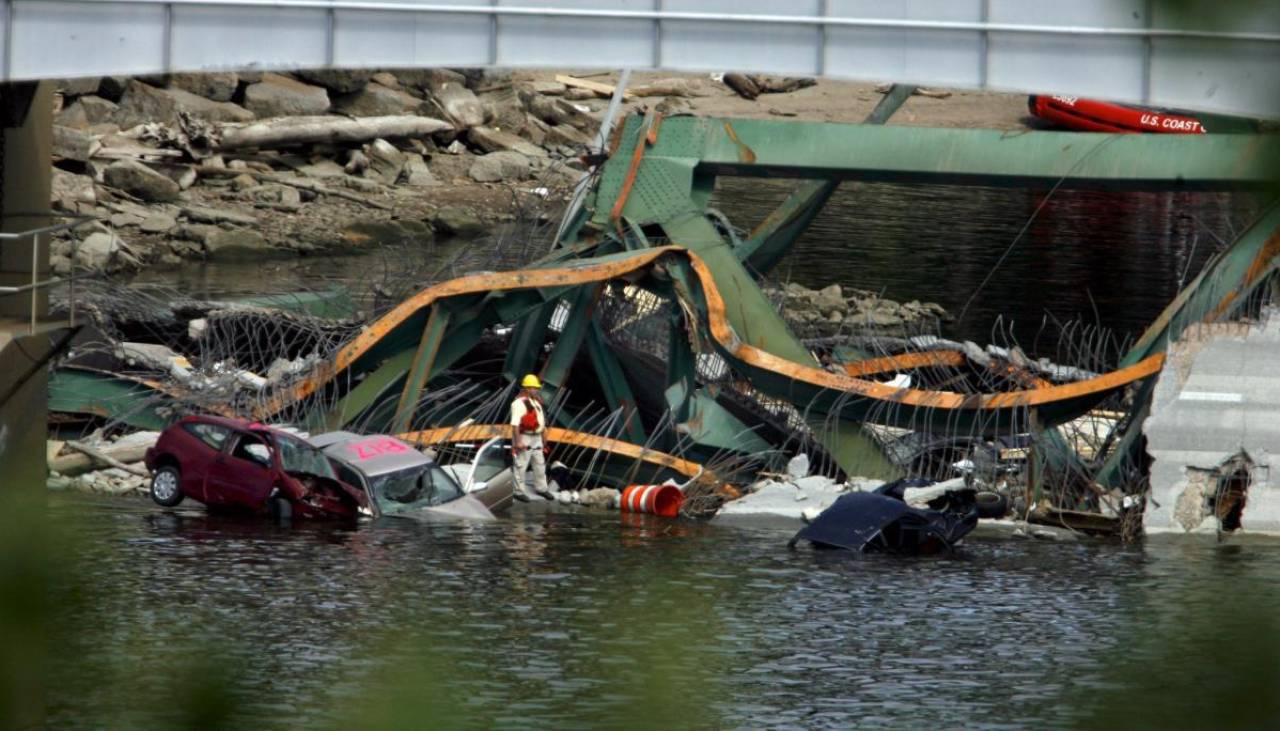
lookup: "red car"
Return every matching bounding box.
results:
[144,415,366,519]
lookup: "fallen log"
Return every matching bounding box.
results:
[56,441,151,478]
[874,83,952,99]
[724,73,816,100]
[723,72,761,100]
[194,166,392,210]
[555,74,634,100]
[215,115,453,150]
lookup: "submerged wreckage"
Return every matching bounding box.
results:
[49,110,1280,541]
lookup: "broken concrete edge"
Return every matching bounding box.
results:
[1143,307,1280,537]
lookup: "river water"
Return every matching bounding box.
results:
[131,182,1260,355]
[713,180,1260,349]
[43,493,1280,729]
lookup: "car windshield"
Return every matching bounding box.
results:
[274,434,337,480]
[371,464,464,515]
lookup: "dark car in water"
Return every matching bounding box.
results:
[144,415,366,519]
[309,431,502,520]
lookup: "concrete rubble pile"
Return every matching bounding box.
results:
[769,281,950,338]
[47,68,616,275]
[47,431,160,496]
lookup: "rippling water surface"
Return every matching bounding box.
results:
[45,494,1280,729]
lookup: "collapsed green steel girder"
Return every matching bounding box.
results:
[391,305,453,434]
[48,368,171,432]
[586,119,1279,232]
[52,113,1280,486]
[584,321,646,445]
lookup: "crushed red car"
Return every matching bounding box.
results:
[144,415,366,519]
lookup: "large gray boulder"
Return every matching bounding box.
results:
[167,72,239,102]
[468,151,532,183]
[394,68,466,91]
[521,91,574,126]
[204,229,279,261]
[362,138,406,184]
[55,95,119,129]
[182,205,257,226]
[294,69,372,94]
[433,207,486,237]
[402,156,437,187]
[52,126,98,162]
[467,126,546,158]
[51,169,97,213]
[98,76,131,102]
[76,232,133,271]
[424,79,486,130]
[814,284,844,316]
[333,83,425,117]
[242,73,331,117]
[103,160,181,202]
[55,77,103,97]
[115,80,254,127]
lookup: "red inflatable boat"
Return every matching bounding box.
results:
[1029,95,1206,134]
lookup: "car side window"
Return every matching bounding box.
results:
[229,433,273,468]
[182,422,231,451]
[333,460,366,490]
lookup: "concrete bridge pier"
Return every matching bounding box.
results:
[0,80,55,492]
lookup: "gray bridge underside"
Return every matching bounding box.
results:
[2,0,1278,118]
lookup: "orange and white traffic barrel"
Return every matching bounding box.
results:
[620,484,685,518]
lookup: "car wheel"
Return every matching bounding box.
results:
[975,491,1008,519]
[269,496,293,522]
[150,465,184,507]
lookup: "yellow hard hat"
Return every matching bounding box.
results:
[521,374,542,389]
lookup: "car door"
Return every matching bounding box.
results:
[176,421,233,502]
[203,430,277,509]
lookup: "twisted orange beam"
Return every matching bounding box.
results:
[399,425,706,480]
[257,246,1164,419]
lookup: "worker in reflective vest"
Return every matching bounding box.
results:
[510,374,550,500]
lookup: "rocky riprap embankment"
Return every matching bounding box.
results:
[48,68,666,274]
[770,282,950,338]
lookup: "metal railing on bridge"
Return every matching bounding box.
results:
[1,0,1277,117]
[0,214,97,334]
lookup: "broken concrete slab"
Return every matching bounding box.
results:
[713,476,884,526]
[1144,309,1280,536]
